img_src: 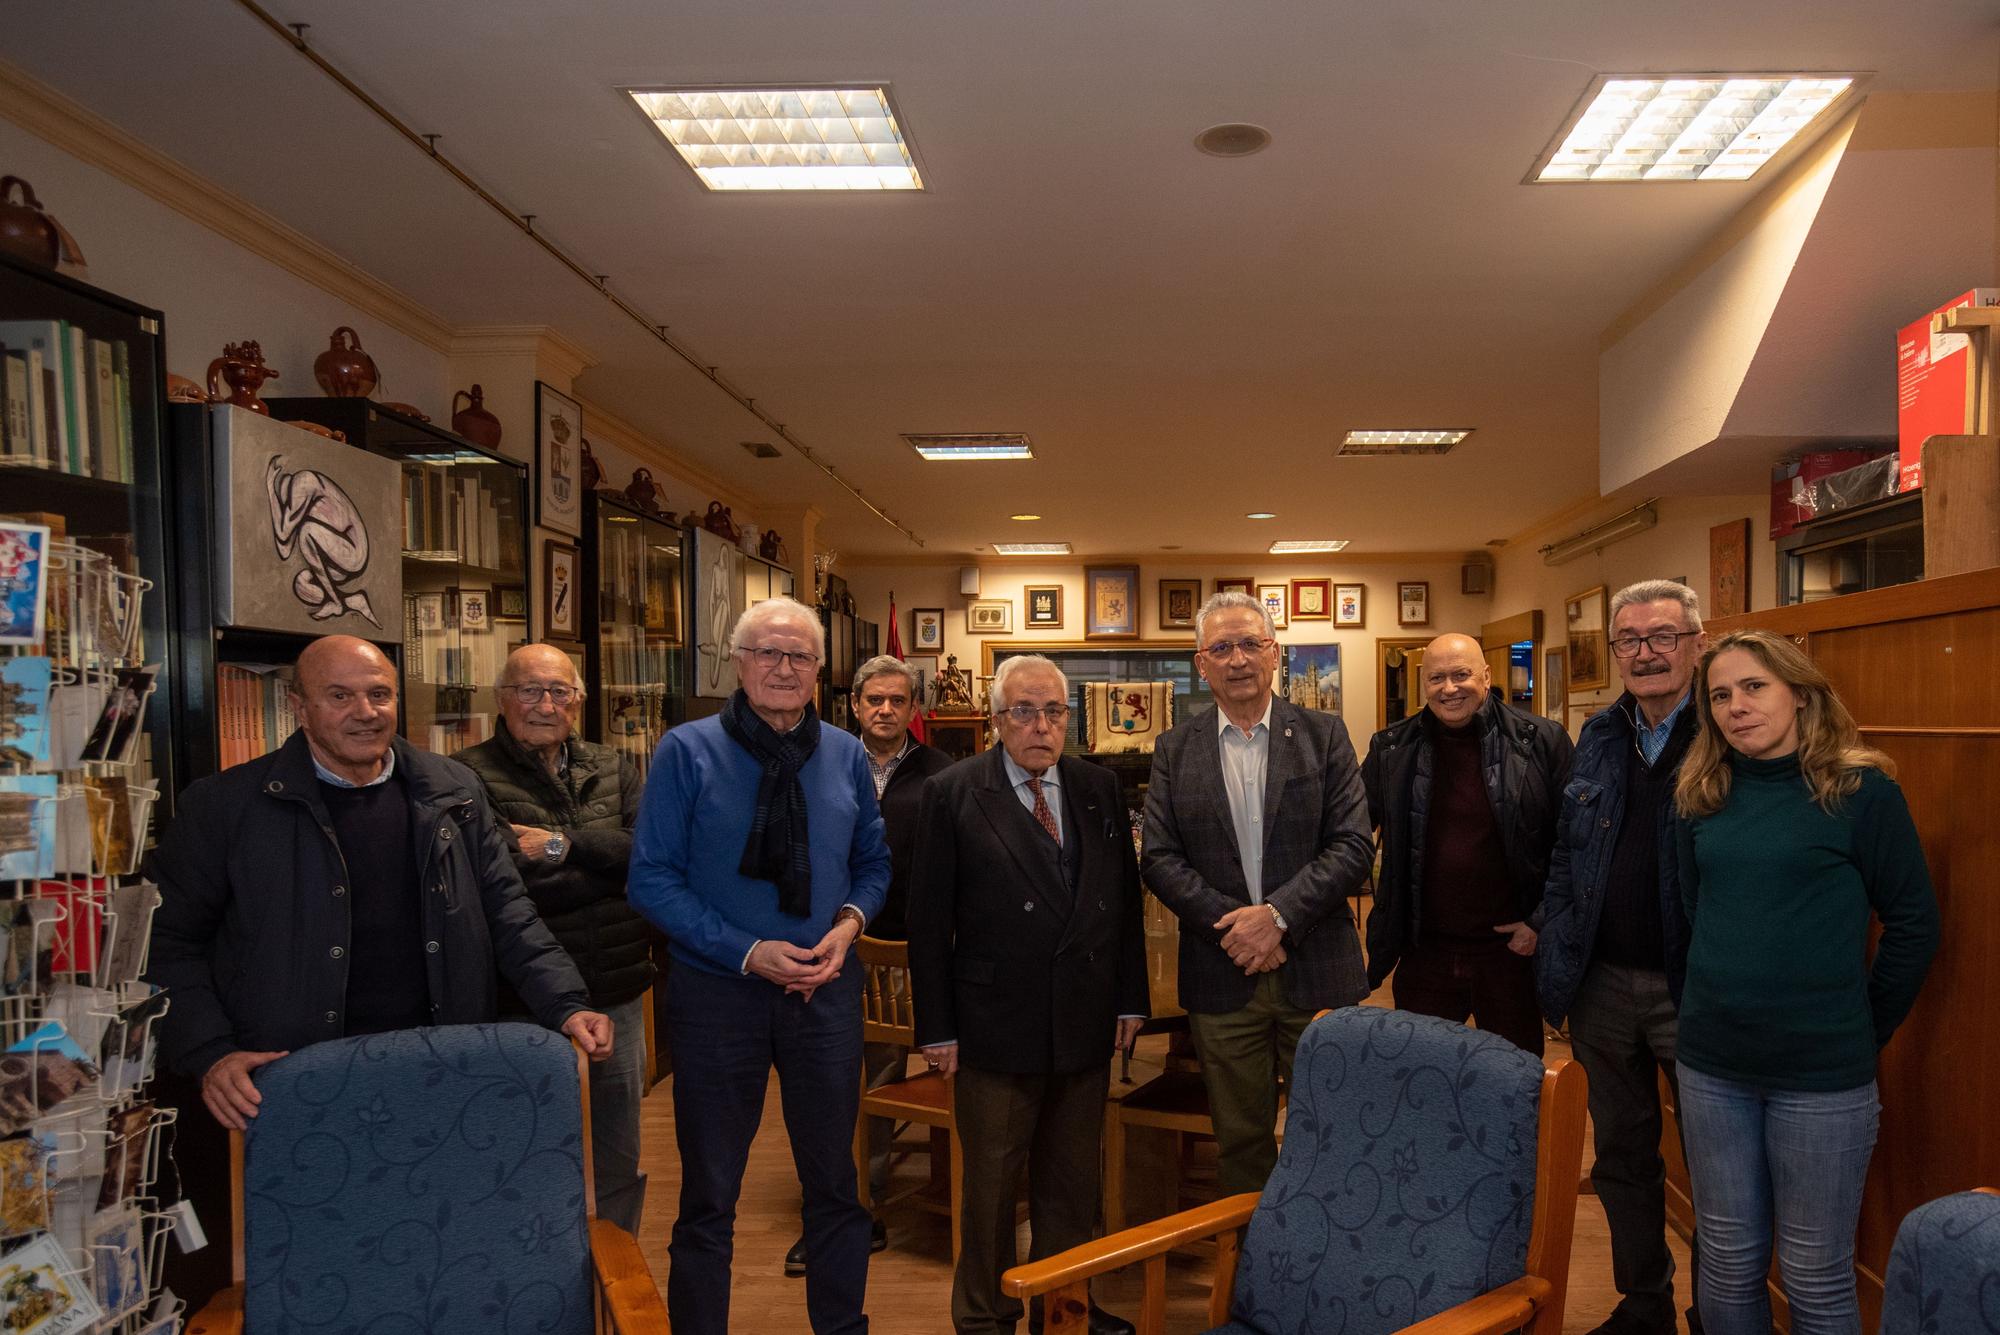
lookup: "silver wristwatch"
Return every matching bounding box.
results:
[544,831,569,862]
[1268,902,1289,933]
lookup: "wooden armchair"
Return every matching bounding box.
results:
[187,1024,668,1335]
[853,934,964,1259]
[1003,1008,1587,1335]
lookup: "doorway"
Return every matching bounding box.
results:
[1375,637,1432,734]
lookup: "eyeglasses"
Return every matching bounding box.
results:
[503,684,578,705]
[1609,630,1696,658]
[738,646,821,671]
[1200,636,1274,662]
[1000,703,1071,727]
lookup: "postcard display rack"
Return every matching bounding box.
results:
[582,492,687,779]
[1,255,188,1331]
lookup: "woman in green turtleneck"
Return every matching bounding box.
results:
[1670,630,1939,1335]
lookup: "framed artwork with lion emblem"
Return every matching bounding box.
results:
[536,382,584,538]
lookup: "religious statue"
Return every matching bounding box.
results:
[935,654,974,712]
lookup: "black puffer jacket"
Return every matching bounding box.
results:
[455,724,655,1008]
[1361,694,1573,988]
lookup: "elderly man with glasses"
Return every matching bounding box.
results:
[630,597,891,1335]
[909,654,1148,1335]
[1141,591,1375,1196]
[454,642,655,1233]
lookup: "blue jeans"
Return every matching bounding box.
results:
[667,962,870,1335]
[1676,1063,1879,1335]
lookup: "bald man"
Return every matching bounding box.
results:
[1360,632,1572,1054]
[147,635,611,1132]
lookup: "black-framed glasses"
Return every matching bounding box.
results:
[738,646,821,671]
[503,684,578,705]
[1609,630,1696,658]
[1199,636,1274,662]
[1000,703,1071,727]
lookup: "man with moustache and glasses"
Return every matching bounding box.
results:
[1538,580,1709,1335]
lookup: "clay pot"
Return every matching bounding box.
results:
[207,341,280,415]
[759,529,786,563]
[0,176,83,270]
[580,438,604,492]
[313,326,379,397]
[625,468,665,515]
[165,374,209,404]
[451,385,502,448]
[703,501,740,543]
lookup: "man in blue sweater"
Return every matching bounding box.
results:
[630,596,891,1335]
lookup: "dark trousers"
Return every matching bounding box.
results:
[952,1063,1110,1335]
[1568,960,1701,1332]
[666,962,870,1335]
[1391,939,1545,1056]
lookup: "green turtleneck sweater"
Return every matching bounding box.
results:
[1675,752,1939,1092]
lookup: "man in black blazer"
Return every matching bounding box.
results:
[909,654,1148,1335]
[1141,592,1375,1194]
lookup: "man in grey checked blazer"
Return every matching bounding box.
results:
[1141,591,1375,1193]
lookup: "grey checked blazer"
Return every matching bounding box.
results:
[1141,698,1374,1014]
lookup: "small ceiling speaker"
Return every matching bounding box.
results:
[960,567,982,596]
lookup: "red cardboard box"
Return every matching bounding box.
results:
[1897,287,2000,492]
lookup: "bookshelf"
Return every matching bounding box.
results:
[581,492,686,779]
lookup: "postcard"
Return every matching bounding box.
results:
[0,774,57,880]
[97,1103,154,1210]
[0,1231,105,1333]
[37,881,104,979]
[0,1133,53,1238]
[0,1022,101,1134]
[0,521,51,648]
[100,882,160,987]
[0,655,52,764]
[98,988,166,1101]
[46,679,106,769]
[2,899,58,998]
[79,666,156,766]
[87,1203,145,1321]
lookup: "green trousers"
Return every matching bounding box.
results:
[1186,971,1314,1195]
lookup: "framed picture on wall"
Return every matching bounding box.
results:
[453,587,491,631]
[967,600,1013,633]
[1290,578,1332,621]
[1710,518,1750,618]
[912,607,944,651]
[1334,583,1366,627]
[534,382,585,538]
[1565,584,1609,692]
[904,653,939,709]
[1257,584,1288,630]
[1397,581,1430,627]
[543,540,580,640]
[1024,585,1064,629]
[1543,647,1568,720]
[1158,579,1201,630]
[1215,577,1254,596]
[493,584,528,624]
[1084,565,1140,639]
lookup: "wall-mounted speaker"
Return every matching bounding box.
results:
[960,567,982,596]
[1461,562,1492,595]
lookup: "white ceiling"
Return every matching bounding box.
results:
[7,0,1996,557]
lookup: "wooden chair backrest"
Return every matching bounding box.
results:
[857,935,916,1047]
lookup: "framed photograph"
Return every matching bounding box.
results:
[1158,579,1201,630]
[1334,583,1366,627]
[453,587,491,631]
[1084,564,1140,639]
[534,381,584,538]
[1257,584,1289,630]
[1710,518,1750,618]
[903,653,939,710]
[1397,580,1430,628]
[967,599,1013,634]
[493,584,528,624]
[1566,584,1609,692]
[1289,577,1332,621]
[1215,577,1255,596]
[912,607,945,652]
[543,540,580,640]
[1024,585,1064,629]
[1281,643,1342,715]
[1543,647,1568,720]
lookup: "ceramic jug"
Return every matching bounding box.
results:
[313,326,379,397]
[0,176,85,270]
[451,385,502,448]
[207,342,280,415]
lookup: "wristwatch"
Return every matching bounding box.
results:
[834,905,867,935]
[1267,902,1289,934]
[543,831,569,862]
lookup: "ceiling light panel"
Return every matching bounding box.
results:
[993,543,1071,555]
[904,433,1034,461]
[1339,429,1472,456]
[625,87,923,192]
[1269,540,1350,554]
[1534,75,1857,183]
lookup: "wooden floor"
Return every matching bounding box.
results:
[629,1000,1696,1333]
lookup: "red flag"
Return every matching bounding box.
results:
[886,591,905,659]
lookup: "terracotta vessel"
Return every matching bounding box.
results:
[451,385,502,448]
[760,529,786,563]
[702,501,740,543]
[207,341,280,415]
[380,401,430,422]
[0,176,84,270]
[165,374,209,404]
[580,438,604,492]
[312,326,379,397]
[625,468,665,515]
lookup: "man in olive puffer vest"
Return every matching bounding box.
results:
[457,643,656,1232]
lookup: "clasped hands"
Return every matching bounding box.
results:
[746,915,862,1002]
[1215,903,1287,975]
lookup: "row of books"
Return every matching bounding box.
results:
[214,662,298,770]
[403,462,517,570]
[0,320,137,482]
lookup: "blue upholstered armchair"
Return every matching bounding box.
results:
[1002,1007,1587,1335]
[187,1024,668,1334]
[1880,1187,2000,1335]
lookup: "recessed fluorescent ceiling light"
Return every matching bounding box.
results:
[904,432,1033,461]
[624,87,923,191]
[993,542,1071,555]
[1010,513,1042,521]
[1340,429,1473,456]
[1270,540,1350,554]
[1246,511,1277,520]
[1534,75,1856,182]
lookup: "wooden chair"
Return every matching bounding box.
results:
[187,1024,669,1335]
[1003,1008,1588,1335]
[853,934,964,1260]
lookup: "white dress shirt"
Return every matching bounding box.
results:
[1217,699,1272,903]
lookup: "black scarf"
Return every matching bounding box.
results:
[718,688,820,917]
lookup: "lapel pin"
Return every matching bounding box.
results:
[1284,727,1293,737]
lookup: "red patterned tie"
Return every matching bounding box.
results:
[1028,776,1062,846]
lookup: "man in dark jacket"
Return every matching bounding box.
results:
[455,642,654,1233]
[1362,632,1572,1055]
[148,635,610,1136]
[1536,580,1707,1335]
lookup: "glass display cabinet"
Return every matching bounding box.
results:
[583,492,686,777]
